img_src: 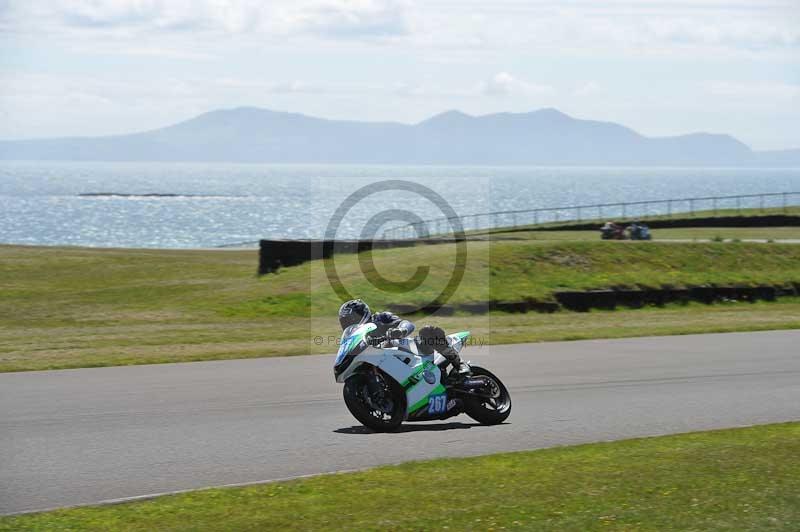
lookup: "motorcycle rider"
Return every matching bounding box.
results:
[337,299,469,378]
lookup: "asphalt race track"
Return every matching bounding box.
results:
[2,330,799,514]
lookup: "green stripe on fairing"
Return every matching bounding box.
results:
[344,335,359,353]
[408,384,445,413]
[342,327,371,355]
[400,360,434,388]
[454,331,470,342]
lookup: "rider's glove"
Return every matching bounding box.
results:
[387,328,404,340]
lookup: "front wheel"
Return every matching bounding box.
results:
[463,366,511,425]
[343,370,406,432]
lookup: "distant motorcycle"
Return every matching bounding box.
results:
[601,222,626,240]
[333,323,511,432]
[601,222,652,240]
[628,223,652,240]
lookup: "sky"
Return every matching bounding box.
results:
[0,0,798,150]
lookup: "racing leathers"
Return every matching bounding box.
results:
[368,312,467,377]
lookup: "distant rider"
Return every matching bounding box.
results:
[337,299,469,379]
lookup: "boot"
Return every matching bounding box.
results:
[440,345,469,381]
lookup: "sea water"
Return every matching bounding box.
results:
[1,161,798,248]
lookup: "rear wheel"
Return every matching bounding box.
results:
[463,366,511,425]
[343,370,406,432]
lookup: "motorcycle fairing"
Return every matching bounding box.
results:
[334,323,377,379]
[403,360,444,414]
[448,331,470,352]
[333,327,472,420]
[334,353,444,419]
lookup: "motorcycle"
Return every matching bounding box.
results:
[628,223,652,240]
[600,222,626,240]
[333,322,511,432]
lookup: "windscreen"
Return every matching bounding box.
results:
[335,322,376,366]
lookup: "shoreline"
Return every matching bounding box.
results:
[0,242,259,251]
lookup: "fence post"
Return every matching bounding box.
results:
[667,200,672,218]
[689,199,694,216]
[759,195,764,213]
[783,192,788,213]
[577,206,582,221]
[534,210,539,225]
[622,203,626,219]
[512,212,517,227]
[598,206,602,220]
[736,196,741,215]
[713,197,717,216]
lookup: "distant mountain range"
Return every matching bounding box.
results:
[1,107,798,166]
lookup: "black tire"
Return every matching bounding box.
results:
[343,370,407,432]
[463,366,511,425]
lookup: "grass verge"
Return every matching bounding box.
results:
[239,240,800,316]
[2,243,800,372]
[2,422,799,531]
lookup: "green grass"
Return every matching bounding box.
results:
[2,242,800,372]
[474,299,800,344]
[3,422,799,531]
[252,239,800,317]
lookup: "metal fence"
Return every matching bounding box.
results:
[382,191,800,240]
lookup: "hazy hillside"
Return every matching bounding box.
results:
[0,107,796,166]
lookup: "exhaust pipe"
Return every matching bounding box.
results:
[459,377,488,389]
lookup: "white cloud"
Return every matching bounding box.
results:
[704,81,800,100]
[574,81,600,97]
[1,0,409,41]
[640,16,800,52]
[479,72,554,97]
[405,1,800,57]
[215,78,334,94]
[277,0,409,38]
[1,0,796,59]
